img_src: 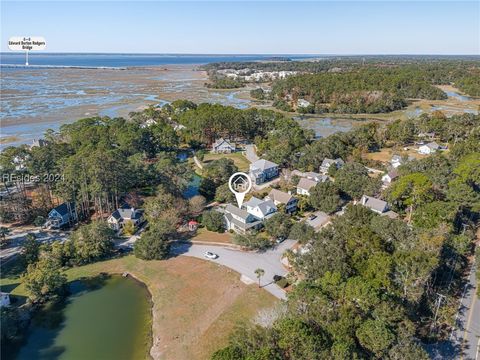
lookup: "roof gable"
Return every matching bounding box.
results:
[225,204,251,220]
[267,189,293,204]
[361,195,388,212]
[297,178,317,191]
[250,159,278,171]
[213,138,235,149]
[51,202,75,216]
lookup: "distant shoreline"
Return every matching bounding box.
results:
[1,64,127,70]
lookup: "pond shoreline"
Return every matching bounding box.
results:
[8,272,154,360]
[115,271,155,360]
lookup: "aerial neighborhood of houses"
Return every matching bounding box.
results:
[214,142,411,238]
[39,133,446,256]
[216,68,298,82]
[208,130,451,241]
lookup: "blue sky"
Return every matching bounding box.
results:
[1,1,479,54]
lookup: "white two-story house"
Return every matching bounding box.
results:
[243,196,277,220]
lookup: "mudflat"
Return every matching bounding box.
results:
[0,64,251,147]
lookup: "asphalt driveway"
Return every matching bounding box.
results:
[171,240,295,300]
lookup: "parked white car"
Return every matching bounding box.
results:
[204,251,219,259]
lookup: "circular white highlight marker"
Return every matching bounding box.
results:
[228,172,252,208]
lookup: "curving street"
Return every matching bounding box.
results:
[171,240,295,300]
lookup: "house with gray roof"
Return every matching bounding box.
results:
[390,155,403,168]
[265,189,298,213]
[359,195,399,219]
[30,139,48,148]
[320,158,345,174]
[382,169,399,185]
[418,141,440,155]
[297,178,318,196]
[360,195,389,214]
[243,196,277,220]
[391,154,415,168]
[221,204,262,234]
[107,207,144,232]
[211,138,236,154]
[304,172,328,183]
[249,159,279,184]
[306,211,331,232]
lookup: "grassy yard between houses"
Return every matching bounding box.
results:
[0,255,277,360]
[203,152,250,172]
[190,227,233,244]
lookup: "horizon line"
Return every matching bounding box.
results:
[1,52,480,56]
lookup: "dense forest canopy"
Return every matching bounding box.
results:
[202,56,480,73]
[203,57,480,111]
[271,64,480,113]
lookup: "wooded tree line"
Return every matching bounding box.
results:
[176,103,285,145]
[289,113,479,172]
[202,56,480,75]
[271,67,450,114]
[0,110,192,223]
[204,73,245,89]
[205,58,480,100]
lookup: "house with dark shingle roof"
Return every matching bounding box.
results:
[107,207,144,232]
[47,202,77,228]
[382,169,399,185]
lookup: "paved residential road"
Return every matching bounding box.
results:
[244,144,259,163]
[171,240,295,300]
[456,248,480,360]
[0,229,69,262]
[446,263,480,360]
[461,263,480,360]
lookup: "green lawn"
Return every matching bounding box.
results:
[203,152,250,172]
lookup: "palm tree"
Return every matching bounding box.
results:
[254,268,265,288]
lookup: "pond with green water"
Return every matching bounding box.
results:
[12,274,152,360]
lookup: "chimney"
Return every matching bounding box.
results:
[362,196,367,205]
